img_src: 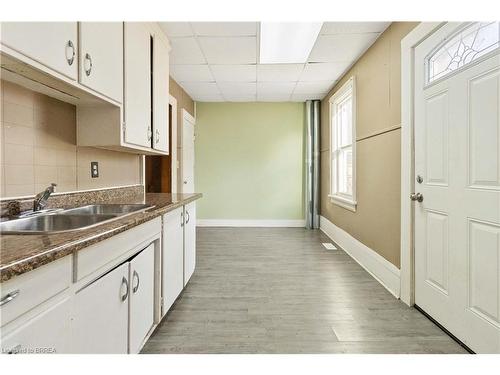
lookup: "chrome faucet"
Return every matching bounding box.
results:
[33,183,57,212]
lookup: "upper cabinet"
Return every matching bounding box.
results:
[79,22,123,103]
[123,22,152,148]
[153,32,170,153]
[0,22,78,80]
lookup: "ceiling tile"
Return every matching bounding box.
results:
[179,82,220,97]
[300,62,349,82]
[159,22,194,37]
[170,65,213,82]
[320,22,390,35]
[257,93,292,102]
[210,65,256,82]
[257,64,304,82]
[225,94,257,102]
[193,94,225,102]
[308,33,380,63]
[257,82,297,96]
[191,22,257,36]
[169,37,206,65]
[198,37,257,64]
[218,82,256,96]
[294,81,332,94]
[290,93,325,102]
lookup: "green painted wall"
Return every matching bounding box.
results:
[195,102,306,220]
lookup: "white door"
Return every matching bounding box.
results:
[184,202,196,286]
[124,22,151,148]
[129,244,155,353]
[1,298,71,354]
[0,22,78,80]
[414,22,500,353]
[153,33,170,153]
[162,207,184,315]
[182,110,195,193]
[79,22,123,103]
[72,263,129,353]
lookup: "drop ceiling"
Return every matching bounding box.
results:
[160,22,390,102]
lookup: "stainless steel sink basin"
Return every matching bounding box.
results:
[61,204,152,215]
[0,214,119,234]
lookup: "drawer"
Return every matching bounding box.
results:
[76,217,161,282]
[0,256,71,327]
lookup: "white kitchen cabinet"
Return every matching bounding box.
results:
[129,243,155,353]
[79,22,123,103]
[0,22,78,80]
[1,297,71,354]
[184,202,197,286]
[72,262,129,354]
[162,207,184,315]
[124,22,152,148]
[152,32,170,153]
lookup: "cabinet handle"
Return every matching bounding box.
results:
[155,129,160,144]
[185,210,190,224]
[147,126,152,142]
[84,53,93,76]
[6,344,22,354]
[0,289,20,307]
[120,276,129,302]
[132,270,140,293]
[181,211,184,227]
[65,40,75,66]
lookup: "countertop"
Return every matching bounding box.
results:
[0,193,202,283]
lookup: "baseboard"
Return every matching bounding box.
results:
[319,215,401,298]
[197,219,306,228]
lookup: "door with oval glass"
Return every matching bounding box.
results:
[414,22,500,353]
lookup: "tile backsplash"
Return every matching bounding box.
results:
[0,79,141,198]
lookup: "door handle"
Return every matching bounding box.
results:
[132,270,140,293]
[120,276,129,302]
[185,210,190,224]
[410,193,424,202]
[66,40,75,66]
[84,53,93,76]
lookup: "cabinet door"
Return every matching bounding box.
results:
[124,22,151,148]
[129,243,155,353]
[72,263,129,354]
[0,298,71,354]
[184,202,197,286]
[162,207,184,315]
[152,34,170,153]
[79,22,123,103]
[0,22,78,80]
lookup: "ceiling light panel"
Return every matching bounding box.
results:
[260,22,323,64]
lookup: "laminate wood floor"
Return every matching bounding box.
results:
[141,227,468,354]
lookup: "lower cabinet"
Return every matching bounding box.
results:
[184,202,196,286]
[71,243,155,353]
[162,207,184,314]
[1,297,71,354]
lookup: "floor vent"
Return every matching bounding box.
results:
[322,242,338,250]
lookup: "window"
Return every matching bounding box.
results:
[426,22,499,84]
[329,77,356,211]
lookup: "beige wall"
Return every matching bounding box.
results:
[169,77,195,192]
[0,80,141,198]
[320,22,419,268]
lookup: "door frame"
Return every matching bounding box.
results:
[400,22,445,306]
[181,108,196,193]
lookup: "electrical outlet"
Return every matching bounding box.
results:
[91,161,99,178]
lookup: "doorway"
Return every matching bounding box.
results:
[410,22,500,353]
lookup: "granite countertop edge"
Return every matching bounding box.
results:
[0,193,202,283]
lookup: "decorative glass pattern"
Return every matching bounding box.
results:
[427,22,500,83]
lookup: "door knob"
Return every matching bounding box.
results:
[410,193,424,202]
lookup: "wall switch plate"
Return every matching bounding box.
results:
[322,243,338,250]
[91,161,99,178]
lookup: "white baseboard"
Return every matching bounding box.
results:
[319,215,401,298]
[197,219,306,228]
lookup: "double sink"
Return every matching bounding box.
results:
[0,204,153,235]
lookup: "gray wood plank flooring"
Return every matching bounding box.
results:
[141,228,467,354]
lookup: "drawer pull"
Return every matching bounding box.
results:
[120,277,129,302]
[0,290,20,307]
[132,270,140,293]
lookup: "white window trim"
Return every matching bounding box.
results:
[328,76,357,212]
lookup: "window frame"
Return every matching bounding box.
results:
[329,76,357,212]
